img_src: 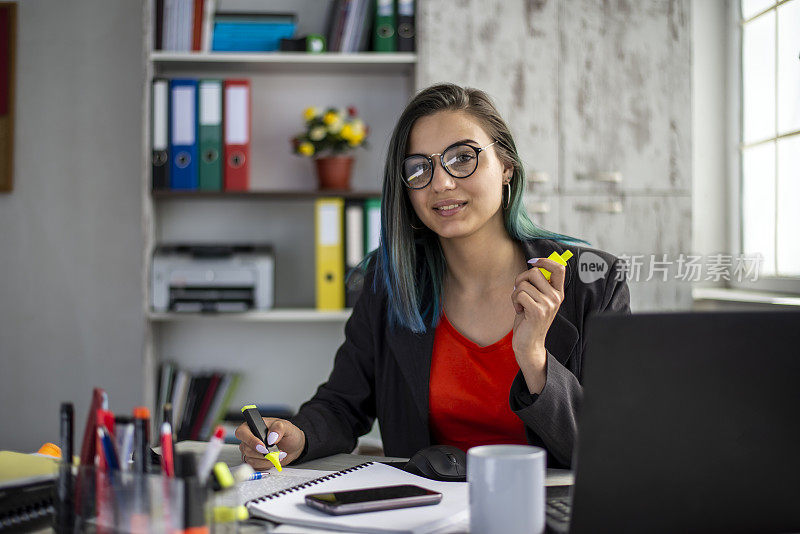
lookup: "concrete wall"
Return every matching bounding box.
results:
[417,0,693,311]
[0,0,144,450]
[691,0,732,273]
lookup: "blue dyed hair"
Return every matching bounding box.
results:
[363,83,587,334]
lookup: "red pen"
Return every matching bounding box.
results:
[198,425,225,484]
[160,422,175,477]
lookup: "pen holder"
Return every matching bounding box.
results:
[210,487,247,534]
[73,466,187,533]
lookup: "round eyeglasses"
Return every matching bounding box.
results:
[402,141,498,189]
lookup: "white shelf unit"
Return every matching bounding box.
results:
[140,2,417,413]
[150,51,417,71]
[148,309,354,322]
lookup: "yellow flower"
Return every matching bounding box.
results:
[298,142,315,156]
[348,133,364,147]
[303,107,320,122]
[309,126,326,141]
[340,123,354,141]
[323,111,341,125]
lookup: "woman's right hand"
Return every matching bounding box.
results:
[235,417,306,471]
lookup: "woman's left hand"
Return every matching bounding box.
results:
[510,258,566,394]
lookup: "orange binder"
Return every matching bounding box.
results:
[223,79,250,191]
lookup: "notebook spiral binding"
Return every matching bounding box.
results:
[249,462,375,505]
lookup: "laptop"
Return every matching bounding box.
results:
[546,311,800,534]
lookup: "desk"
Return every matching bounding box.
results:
[171,441,574,486]
[53,443,570,533]
[215,446,574,533]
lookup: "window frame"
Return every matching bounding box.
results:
[729,0,800,294]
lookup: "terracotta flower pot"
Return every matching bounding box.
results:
[315,156,354,190]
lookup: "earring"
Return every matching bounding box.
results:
[503,181,511,210]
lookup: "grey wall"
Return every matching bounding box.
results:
[0,0,144,450]
[0,0,698,450]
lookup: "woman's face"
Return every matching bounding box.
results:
[406,111,513,241]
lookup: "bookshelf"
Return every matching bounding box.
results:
[152,189,383,200]
[151,51,416,73]
[140,2,417,418]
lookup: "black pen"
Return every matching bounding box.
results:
[175,452,209,533]
[55,402,74,534]
[132,407,151,474]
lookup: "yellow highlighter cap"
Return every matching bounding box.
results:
[264,451,282,472]
[214,505,250,524]
[241,404,257,412]
[213,461,235,489]
[538,249,573,281]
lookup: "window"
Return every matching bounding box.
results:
[739,0,800,289]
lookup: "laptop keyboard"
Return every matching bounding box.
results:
[545,495,572,533]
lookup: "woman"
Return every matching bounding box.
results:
[237,83,630,470]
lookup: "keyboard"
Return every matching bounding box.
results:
[545,494,572,533]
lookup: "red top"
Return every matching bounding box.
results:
[428,314,529,452]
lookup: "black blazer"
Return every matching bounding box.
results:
[290,238,631,468]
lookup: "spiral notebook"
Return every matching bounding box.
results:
[245,462,469,534]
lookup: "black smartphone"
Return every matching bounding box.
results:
[304,484,443,516]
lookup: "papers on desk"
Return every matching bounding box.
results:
[0,451,58,486]
[245,462,469,534]
[237,467,331,504]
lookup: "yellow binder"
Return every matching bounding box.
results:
[315,198,345,310]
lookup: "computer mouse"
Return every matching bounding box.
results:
[404,445,467,482]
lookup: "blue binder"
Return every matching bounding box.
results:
[169,79,199,190]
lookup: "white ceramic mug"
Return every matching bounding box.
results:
[467,444,546,534]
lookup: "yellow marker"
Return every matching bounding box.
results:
[264,451,282,472]
[241,405,283,472]
[537,250,573,281]
[213,505,249,523]
[213,462,235,489]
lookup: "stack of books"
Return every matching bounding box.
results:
[327,0,415,53]
[156,361,241,442]
[212,13,297,52]
[155,0,215,52]
[153,0,416,54]
[155,0,298,53]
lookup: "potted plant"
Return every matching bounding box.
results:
[291,105,369,190]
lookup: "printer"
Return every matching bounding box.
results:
[151,244,274,312]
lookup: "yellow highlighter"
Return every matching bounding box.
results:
[537,250,573,281]
[241,405,283,472]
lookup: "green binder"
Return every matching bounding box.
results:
[364,197,382,254]
[198,79,223,191]
[373,0,397,52]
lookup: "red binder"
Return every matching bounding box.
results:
[191,0,203,51]
[223,79,250,191]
